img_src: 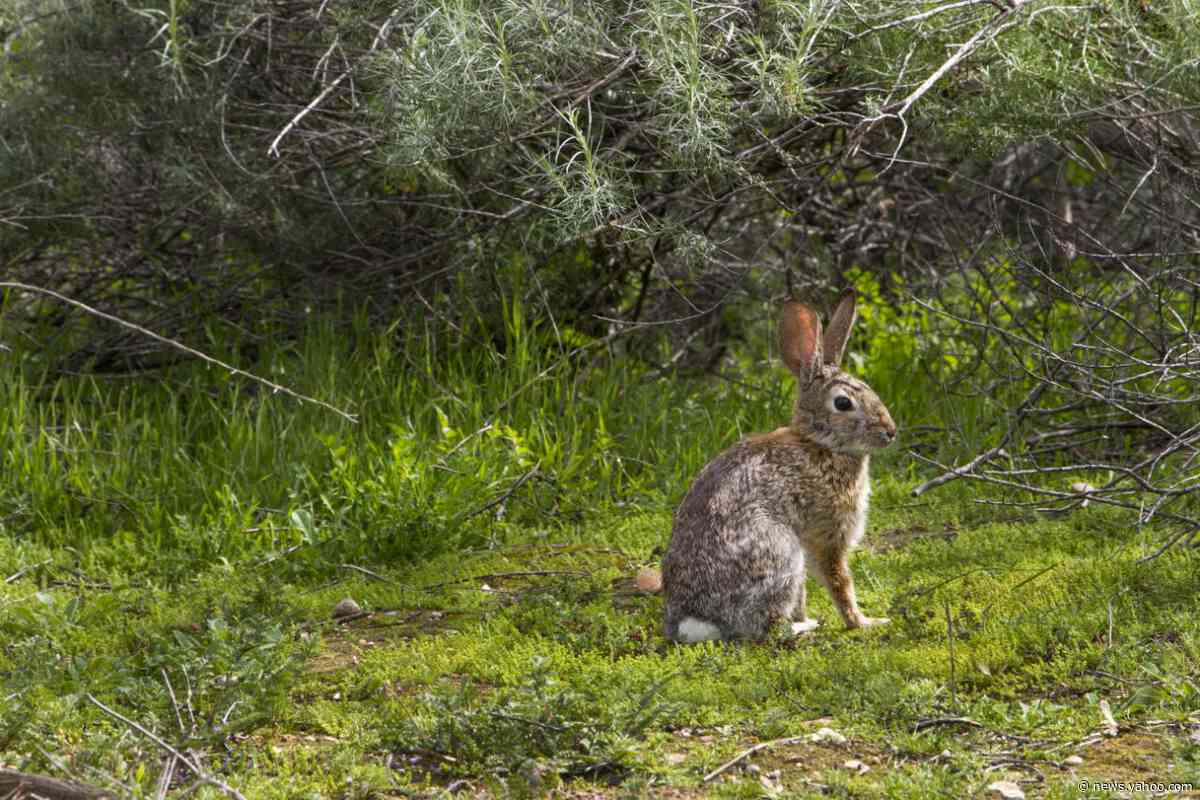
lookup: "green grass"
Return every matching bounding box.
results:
[1,313,1198,798]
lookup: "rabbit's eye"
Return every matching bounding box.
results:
[834,395,854,412]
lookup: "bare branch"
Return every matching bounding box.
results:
[87,694,248,800]
[0,283,358,423]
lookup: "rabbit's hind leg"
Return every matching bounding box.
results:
[789,576,821,634]
[734,559,811,640]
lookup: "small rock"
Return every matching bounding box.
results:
[332,597,362,619]
[1063,755,1084,766]
[636,567,663,593]
[665,753,687,765]
[842,759,870,774]
[1190,729,1200,745]
[809,727,847,745]
[746,763,761,774]
[985,780,1025,800]
[1070,482,1095,507]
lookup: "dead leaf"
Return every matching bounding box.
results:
[635,567,663,593]
[1099,698,1118,736]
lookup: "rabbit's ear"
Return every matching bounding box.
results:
[822,289,857,366]
[780,301,823,381]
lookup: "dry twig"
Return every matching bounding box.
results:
[0,282,357,423]
[0,769,112,800]
[87,694,248,800]
[702,736,809,783]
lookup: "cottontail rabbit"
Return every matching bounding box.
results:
[662,291,896,642]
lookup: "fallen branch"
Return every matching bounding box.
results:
[0,282,357,423]
[702,736,809,783]
[913,716,984,733]
[0,769,112,800]
[87,694,248,800]
[5,558,50,584]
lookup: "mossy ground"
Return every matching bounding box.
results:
[1,316,1198,798]
[3,475,1198,798]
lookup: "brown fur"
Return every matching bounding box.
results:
[662,293,896,642]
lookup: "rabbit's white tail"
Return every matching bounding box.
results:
[676,617,722,642]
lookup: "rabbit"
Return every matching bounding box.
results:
[662,290,896,643]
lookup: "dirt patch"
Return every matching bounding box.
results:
[307,608,469,672]
[1075,733,1196,787]
[744,737,884,785]
[874,523,959,552]
[657,725,884,796]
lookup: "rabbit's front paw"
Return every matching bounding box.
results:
[790,619,820,635]
[857,616,890,628]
